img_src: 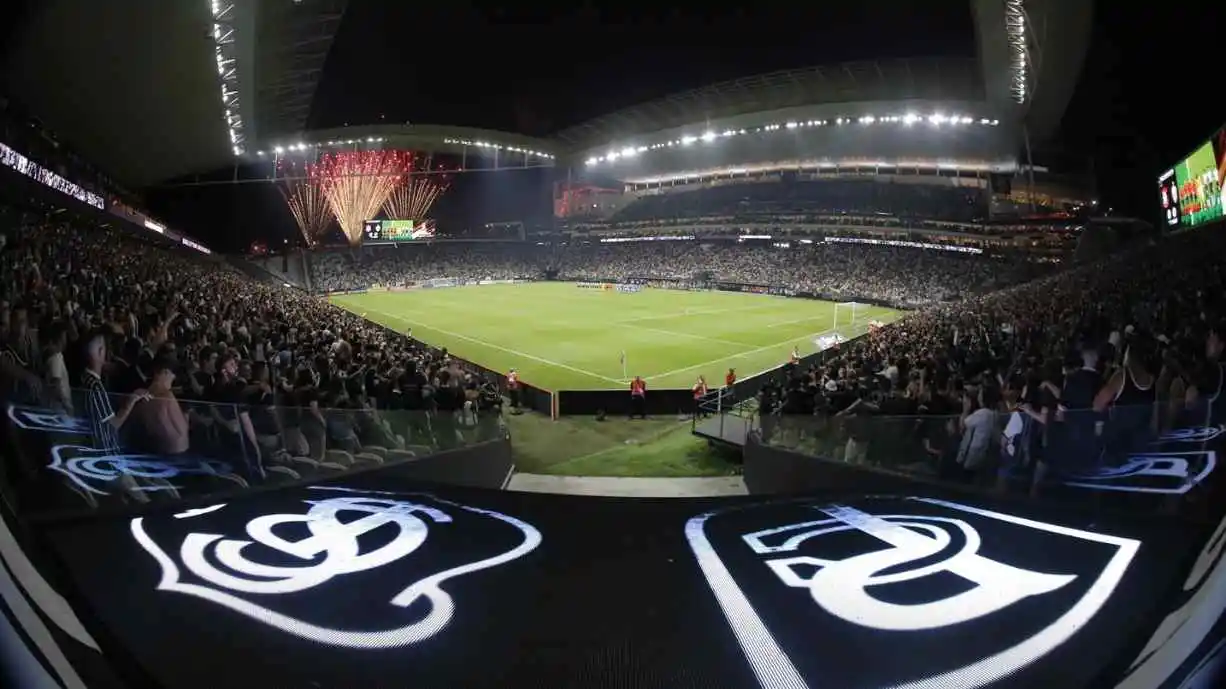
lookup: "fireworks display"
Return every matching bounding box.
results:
[309,150,413,246]
[277,160,332,245]
[384,167,451,222]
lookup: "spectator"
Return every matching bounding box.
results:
[81,329,145,452]
[209,352,261,468]
[956,386,1000,481]
[131,358,190,455]
[42,320,72,412]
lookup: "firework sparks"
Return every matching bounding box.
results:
[310,150,411,246]
[277,160,332,245]
[384,164,451,221]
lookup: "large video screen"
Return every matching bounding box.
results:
[1158,168,1180,227]
[363,219,437,242]
[1164,125,1226,229]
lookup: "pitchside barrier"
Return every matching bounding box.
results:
[555,387,695,417]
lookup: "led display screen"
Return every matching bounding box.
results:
[0,142,105,209]
[1165,125,1226,230]
[1159,168,1181,227]
[41,478,1201,689]
[363,219,436,242]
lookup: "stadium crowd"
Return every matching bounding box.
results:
[311,243,541,293]
[754,226,1225,493]
[559,241,1046,306]
[0,214,504,500]
[308,240,1045,307]
[609,178,988,224]
[0,184,1216,500]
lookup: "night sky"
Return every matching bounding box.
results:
[308,2,976,135]
[138,1,1223,251]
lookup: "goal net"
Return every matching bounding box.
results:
[833,302,871,334]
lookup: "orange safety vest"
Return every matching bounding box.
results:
[725,372,736,387]
[630,379,646,396]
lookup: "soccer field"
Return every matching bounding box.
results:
[331,283,903,391]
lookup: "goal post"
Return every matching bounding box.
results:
[833,301,870,334]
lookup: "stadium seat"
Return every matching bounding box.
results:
[325,449,355,467]
[265,465,301,482]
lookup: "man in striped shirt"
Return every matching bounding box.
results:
[82,330,147,452]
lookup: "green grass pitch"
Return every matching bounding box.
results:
[330,283,904,392]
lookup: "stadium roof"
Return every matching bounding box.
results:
[2,0,347,188]
[550,57,984,152]
[1,0,1090,189]
[252,123,557,165]
[555,0,1092,155]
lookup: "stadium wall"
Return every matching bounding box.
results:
[557,388,695,418]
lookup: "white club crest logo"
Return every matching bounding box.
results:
[686,497,1140,689]
[131,486,541,648]
[50,444,234,495]
[1062,450,1217,494]
[746,505,1076,632]
[7,404,89,435]
[1153,426,1224,444]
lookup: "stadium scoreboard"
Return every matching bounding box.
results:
[1159,122,1226,230]
[363,219,437,243]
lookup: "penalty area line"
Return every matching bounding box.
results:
[351,306,624,385]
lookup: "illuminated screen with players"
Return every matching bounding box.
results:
[1164,125,1226,229]
[363,219,437,242]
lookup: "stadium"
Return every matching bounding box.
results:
[4,0,1102,423]
[3,2,1226,689]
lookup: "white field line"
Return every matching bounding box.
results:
[356,306,623,385]
[766,314,834,329]
[644,327,838,382]
[622,323,753,348]
[615,302,782,324]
